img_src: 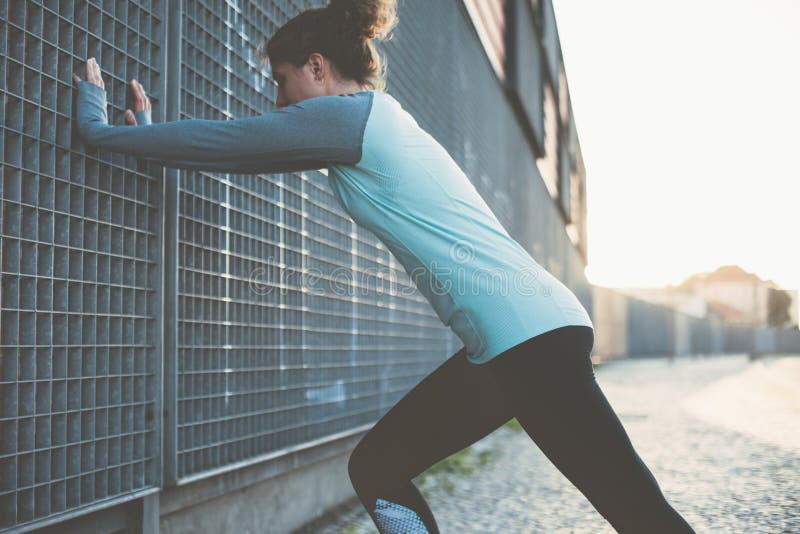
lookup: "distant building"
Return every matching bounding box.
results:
[683,265,797,328]
[705,299,749,324]
[620,265,799,328]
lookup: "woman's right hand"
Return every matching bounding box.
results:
[124,79,151,125]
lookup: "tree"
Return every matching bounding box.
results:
[767,288,793,327]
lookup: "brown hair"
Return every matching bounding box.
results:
[256,0,398,91]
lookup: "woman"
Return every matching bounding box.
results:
[73,1,695,532]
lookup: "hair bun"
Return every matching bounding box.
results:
[327,0,398,42]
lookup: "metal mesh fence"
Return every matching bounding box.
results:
[172,0,457,481]
[1,0,165,529]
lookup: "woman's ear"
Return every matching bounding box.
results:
[308,53,325,82]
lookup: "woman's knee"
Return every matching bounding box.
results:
[348,435,409,498]
[348,437,384,493]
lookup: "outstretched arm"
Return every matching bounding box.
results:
[74,80,373,174]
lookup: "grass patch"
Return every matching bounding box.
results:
[425,448,476,477]
[476,448,494,465]
[504,417,524,432]
[415,441,501,500]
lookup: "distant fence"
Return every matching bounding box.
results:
[592,286,800,362]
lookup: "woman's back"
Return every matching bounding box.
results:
[329,90,594,364]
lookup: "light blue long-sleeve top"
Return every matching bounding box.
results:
[75,79,593,364]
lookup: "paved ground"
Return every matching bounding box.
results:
[294,353,800,533]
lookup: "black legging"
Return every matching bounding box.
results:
[347,325,695,533]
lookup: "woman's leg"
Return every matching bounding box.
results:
[485,325,695,533]
[348,344,514,533]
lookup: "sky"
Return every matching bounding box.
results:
[552,0,799,290]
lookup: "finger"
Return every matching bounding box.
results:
[124,109,137,126]
[93,59,104,89]
[90,58,97,84]
[131,79,145,110]
[72,73,81,84]
[138,82,151,109]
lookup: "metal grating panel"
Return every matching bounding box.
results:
[172,0,455,481]
[1,0,164,531]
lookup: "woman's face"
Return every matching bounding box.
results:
[270,59,325,108]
